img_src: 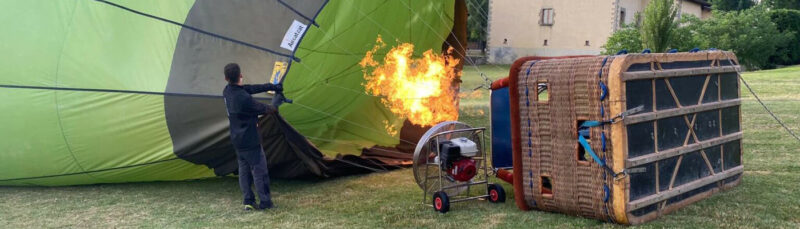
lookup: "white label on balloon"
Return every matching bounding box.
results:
[280,20,308,51]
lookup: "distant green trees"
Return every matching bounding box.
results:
[466,0,488,42]
[710,0,756,11]
[602,0,798,69]
[764,0,800,10]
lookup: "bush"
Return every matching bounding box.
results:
[671,16,703,52]
[602,25,642,55]
[602,16,699,55]
[769,9,800,66]
[690,7,793,69]
[603,6,792,69]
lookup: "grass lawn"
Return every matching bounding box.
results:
[1,65,799,228]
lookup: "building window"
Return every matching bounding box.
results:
[540,8,554,26]
[543,39,548,46]
[585,40,590,46]
[619,8,627,27]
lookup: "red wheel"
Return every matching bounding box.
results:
[432,191,450,213]
[487,184,506,203]
[490,189,499,202]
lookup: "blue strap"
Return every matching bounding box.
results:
[599,82,608,100]
[668,49,678,53]
[689,47,700,53]
[578,135,606,167]
[641,49,651,54]
[616,49,628,55]
[580,121,605,127]
[579,133,620,176]
[597,57,609,78]
[601,133,607,152]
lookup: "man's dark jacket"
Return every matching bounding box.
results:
[223,83,279,160]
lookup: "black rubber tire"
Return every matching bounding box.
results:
[432,191,450,213]
[488,184,506,203]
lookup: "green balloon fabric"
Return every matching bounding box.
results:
[0,0,456,186]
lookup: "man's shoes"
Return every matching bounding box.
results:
[243,204,256,211]
[258,201,275,210]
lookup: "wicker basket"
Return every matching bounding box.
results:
[507,51,743,225]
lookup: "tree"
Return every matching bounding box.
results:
[602,25,643,55]
[710,0,756,11]
[764,0,800,10]
[769,9,800,65]
[691,6,793,69]
[641,0,679,52]
[466,0,488,42]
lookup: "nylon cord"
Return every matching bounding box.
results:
[722,52,800,143]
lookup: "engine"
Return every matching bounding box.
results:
[437,137,478,182]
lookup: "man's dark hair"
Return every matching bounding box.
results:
[224,63,241,84]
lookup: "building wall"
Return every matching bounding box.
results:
[487,0,615,64]
[678,0,705,20]
[487,0,709,64]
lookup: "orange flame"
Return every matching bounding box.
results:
[360,36,460,127]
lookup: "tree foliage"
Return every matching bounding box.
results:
[769,9,800,65]
[641,0,679,52]
[689,6,793,69]
[763,0,800,10]
[466,0,488,42]
[602,25,643,55]
[604,6,793,69]
[710,0,756,11]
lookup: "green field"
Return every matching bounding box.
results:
[1,65,799,228]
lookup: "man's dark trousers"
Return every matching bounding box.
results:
[237,148,272,208]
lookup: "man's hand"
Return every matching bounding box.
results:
[272,83,283,92]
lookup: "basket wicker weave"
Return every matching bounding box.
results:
[508,51,743,225]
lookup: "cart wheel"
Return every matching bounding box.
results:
[432,191,450,213]
[488,184,506,203]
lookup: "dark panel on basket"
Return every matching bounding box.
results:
[631,204,658,217]
[721,107,740,135]
[629,163,657,201]
[655,79,678,110]
[666,183,717,205]
[705,145,723,173]
[627,121,655,158]
[659,156,680,192]
[693,110,721,142]
[720,72,739,100]
[657,116,689,151]
[723,140,742,170]
[669,75,707,107]
[627,63,653,72]
[725,174,741,184]
[702,74,720,103]
[626,79,653,112]
[660,60,713,70]
[673,150,712,188]
[719,59,736,66]
[626,60,713,72]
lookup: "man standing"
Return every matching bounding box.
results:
[222,63,282,211]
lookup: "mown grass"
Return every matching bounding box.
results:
[1,65,799,228]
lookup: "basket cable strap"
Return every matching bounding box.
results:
[577,127,623,178]
[577,105,645,178]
